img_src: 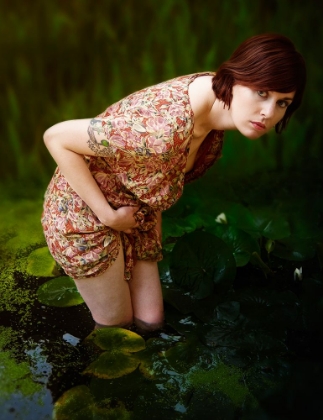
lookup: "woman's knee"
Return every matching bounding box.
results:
[94,317,133,330]
[133,316,164,333]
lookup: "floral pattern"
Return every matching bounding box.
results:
[41,73,224,280]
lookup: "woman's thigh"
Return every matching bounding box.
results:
[74,245,133,327]
[129,260,164,327]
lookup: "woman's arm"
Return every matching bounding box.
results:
[44,118,139,231]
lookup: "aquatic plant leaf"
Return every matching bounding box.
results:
[158,301,202,340]
[238,288,298,307]
[89,374,144,406]
[162,286,201,314]
[83,350,140,379]
[26,246,57,277]
[132,382,185,420]
[272,236,316,261]
[170,231,236,298]
[137,337,174,379]
[238,289,299,330]
[82,328,145,379]
[254,210,291,239]
[224,204,291,240]
[36,276,84,307]
[216,301,241,322]
[53,385,132,420]
[202,321,285,356]
[249,251,274,277]
[162,211,212,243]
[53,385,94,419]
[164,336,202,373]
[186,388,236,419]
[208,224,260,266]
[85,327,145,352]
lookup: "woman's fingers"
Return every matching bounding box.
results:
[110,205,140,231]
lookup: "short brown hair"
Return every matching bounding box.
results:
[212,33,306,133]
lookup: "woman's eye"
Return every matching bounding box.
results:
[257,91,267,97]
[278,100,288,108]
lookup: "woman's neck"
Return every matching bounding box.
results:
[189,75,235,134]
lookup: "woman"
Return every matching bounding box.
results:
[42,33,306,332]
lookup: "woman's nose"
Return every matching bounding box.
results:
[261,102,275,119]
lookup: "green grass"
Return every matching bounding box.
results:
[1,0,322,188]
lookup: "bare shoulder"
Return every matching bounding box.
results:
[188,75,215,118]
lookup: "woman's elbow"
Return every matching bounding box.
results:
[43,128,52,148]
[43,124,57,148]
[43,122,65,148]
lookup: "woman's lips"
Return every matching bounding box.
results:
[251,121,266,131]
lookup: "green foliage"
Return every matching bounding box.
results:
[188,362,254,407]
[85,327,145,352]
[83,328,145,379]
[0,349,43,401]
[53,385,132,420]
[26,246,57,277]
[2,0,323,185]
[0,196,46,315]
[0,328,49,417]
[1,2,323,416]
[0,197,45,257]
[272,236,317,261]
[170,231,236,298]
[83,351,141,380]
[37,276,84,307]
[164,335,204,373]
[162,169,323,282]
[1,170,321,418]
[208,223,261,266]
[222,204,292,240]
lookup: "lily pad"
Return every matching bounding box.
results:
[208,224,260,266]
[164,336,202,373]
[85,327,145,352]
[53,385,132,420]
[26,247,57,277]
[136,337,175,379]
[169,231,236,299]
[216,301,241,323]
[162,213,206,242]
[83,350,141,379]
[223,204,291,240]
[238,289,299,330]
[272,236,317,261]
[36,276,84,307]
[83,328,145,379]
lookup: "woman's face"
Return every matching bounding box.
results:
[230,85,295,139]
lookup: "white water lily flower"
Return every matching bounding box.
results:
[215,212,227,224]
[294,267,303,281]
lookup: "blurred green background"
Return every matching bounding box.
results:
[1,0,322,192]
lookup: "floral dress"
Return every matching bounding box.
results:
[41,73,224,280]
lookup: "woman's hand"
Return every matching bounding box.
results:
[105,206,140,233]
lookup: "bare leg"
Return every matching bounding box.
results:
[129,260,164,332]
[73,245,133,328]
